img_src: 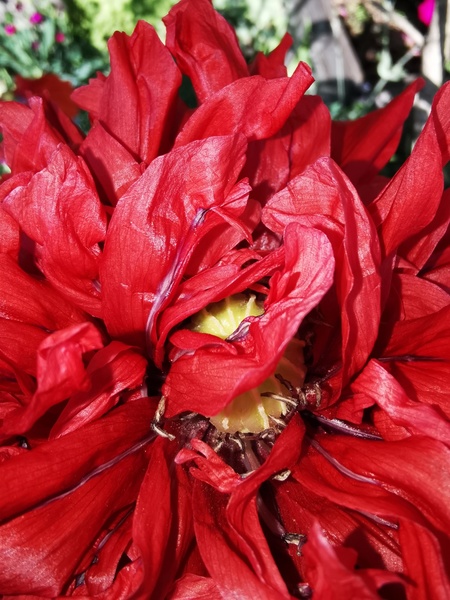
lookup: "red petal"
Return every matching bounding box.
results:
[74,21,181,164]
[80,122,142,205]
[250,33,292,79]
[3,145,107,315]
[168,574,221,599]
[0,254,87,330]
[132,438,193,598]
[101,134,249,350]
[331,79,422,186]
[370,82,450,257]
[164,223,334,417]
[192,480,290,600]
[244,95,331,205]
[382,304,450,360]
[50,342,147,438]
[399,187,450,271]
[0,206,20,258]
[263,157,381,388]
[399,520,450,600]
[1,322,103,438]
[0,445,147,596]
[0,318,47,375]
[0,101,34,170]
[174,62,313,147]
[382,272,450,322]
[275,477,403,574]
[164,0,248,103]
[383,360,450,420]
[302,523,401,599]
[0,397,152,524]
[0,97,61,174]
[14,73,79,118]
[71,72,107,120]
[351,359,450,445]
[316,434,450,535]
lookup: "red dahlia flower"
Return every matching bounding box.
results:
[1,0,450,598]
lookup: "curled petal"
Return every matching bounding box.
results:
[164,223,334,417]
[263,156,381,389]
[0,322,103,438]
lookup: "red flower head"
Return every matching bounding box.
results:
[1,0,450,597]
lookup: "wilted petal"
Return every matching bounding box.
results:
[244,95,331,205]
[316,434,450,536]
[399,187,450,272]
[0,397,152,522]
[192,480,289,600]
[132,438,193,598]
[399,519,450,600]
[351,359,450,445]
[0,448,147,596]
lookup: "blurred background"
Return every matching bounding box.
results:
[0,0,448,157]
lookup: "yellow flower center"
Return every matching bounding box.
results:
[191,294,306,434]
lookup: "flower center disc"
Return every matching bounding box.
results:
[191,294,306,434]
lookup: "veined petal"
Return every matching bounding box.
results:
[244,95,331,206]
[192,480,290,600]
[101,134,249,351]
[351,359,450,445]
[0,447,147,596]
[80,122,143,205]
[50,342,147,438]
[399,520,450,600]
[0,254,87,330]
[0,398,153,520]
[132,439,193,599]
[167,574,221,600]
